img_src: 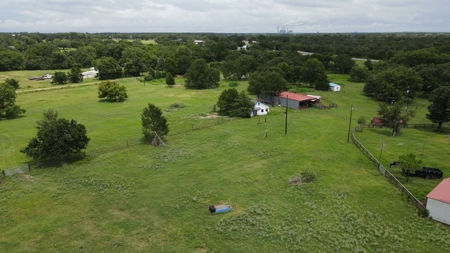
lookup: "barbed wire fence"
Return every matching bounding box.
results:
[1,116,235,179]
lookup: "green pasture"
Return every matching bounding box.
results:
[0,68,94,90]
[1,75,450,252]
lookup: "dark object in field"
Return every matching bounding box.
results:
[209,205,232,214]
[391,162,443,179]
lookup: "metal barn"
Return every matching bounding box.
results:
[426,178,450,225]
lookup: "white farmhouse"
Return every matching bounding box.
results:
[250,102,269,117]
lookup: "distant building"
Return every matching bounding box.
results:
[82,67,98,79]
[426,178,450,225]
[193,40,205,45]
[259,92,321,110]
[329,83,341,92]
[250,102,269,117]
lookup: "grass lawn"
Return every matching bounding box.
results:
[1,75,450,252]
[0,68,95,90]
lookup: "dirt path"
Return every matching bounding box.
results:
[16,81,101,94]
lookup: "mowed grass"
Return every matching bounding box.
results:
[0,69,94,90]
[1,76,450,252]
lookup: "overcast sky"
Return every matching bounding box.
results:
[0,0,448,33]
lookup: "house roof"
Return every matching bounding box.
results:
[254,102,269,109]
[329,82,340,87]
[279,92,317,102]
[427,178,450,204]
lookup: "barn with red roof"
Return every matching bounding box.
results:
[259,92,321,109]
[426,178,450,225]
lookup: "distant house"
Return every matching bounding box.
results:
[193,40,205,45]
[329,83,341,92]
[43,74,52,79]
[82,67,98,79]
[250,102,269,117]
[259,92,321,109]
[426,178,450,225]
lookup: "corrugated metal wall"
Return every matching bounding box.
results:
[427,199,450,225]
[259,95,298,109]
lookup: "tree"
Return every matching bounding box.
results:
[0,50,24,71]
[377,102,415,136]
[399,153,423,183]
[426,86,450,131]
[51,71,68,85]
[67,64,83,83]
[314,72,330,91]
[141,103,169,146]
[4,78,19,89]
[98,80,128,102]
[364,59,373,71]
[0,82,26,119]
[247,71,287,98]
[20,109,90,161]
[217,88,253,118]
[164,57,178,76]
[334,54,355,74]
[301,58,326,86]
[184,59,220,89]
[365,66,422,101]
[165,72,175,87]
[96,57,123,80]
[348,65,369,82]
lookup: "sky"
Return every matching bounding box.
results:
[0,0,448,33]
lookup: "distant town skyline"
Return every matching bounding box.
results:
[0,0,448,33]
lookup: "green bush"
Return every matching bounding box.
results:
[228,82,239,87]
[170,102,186,109]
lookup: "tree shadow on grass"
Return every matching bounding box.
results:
[34,152,89,169]
[366,127,392,137]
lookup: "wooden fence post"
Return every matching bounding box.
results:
[2,170,5,177]
[28,164,31,172]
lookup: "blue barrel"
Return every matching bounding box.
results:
[209,205,232,214]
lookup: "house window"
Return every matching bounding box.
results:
[265,109,268,112]
[261,109,264,113]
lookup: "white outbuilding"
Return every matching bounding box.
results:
[329,83,341,92]
[426,178,450,225]
[250,102,269,117]
[82,67,98,79]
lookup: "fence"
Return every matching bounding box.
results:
[1,116,235,179]
[351,126,425,211]
[367,123,450,130]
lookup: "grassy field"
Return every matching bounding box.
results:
[1,75,450,252]
[0,68,94,90]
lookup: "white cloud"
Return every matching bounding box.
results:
[0,0,448,33]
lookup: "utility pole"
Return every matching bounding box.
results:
[285,95,288,134]
[347,105,353,142]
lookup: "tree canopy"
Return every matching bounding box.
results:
[377,102,415,136]
[20,109,90,160]
[184,59,220,89]
[0,82,26,119]
[141,103,169,146]
[217,88,253,118]
[98,80,128,102]
[426,86,450,131]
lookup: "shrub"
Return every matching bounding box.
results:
[170,102,186,109]
[228,82,239,87]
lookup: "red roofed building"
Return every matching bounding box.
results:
[426,178,450,225]
[259,92,321,109]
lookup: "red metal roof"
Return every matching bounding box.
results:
[427,178,450,204]
[279,92,316,102]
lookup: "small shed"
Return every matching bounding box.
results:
[250,102,269,117]
[82,67,98,79]
[426,178,450,225]
[329,83,341,92]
